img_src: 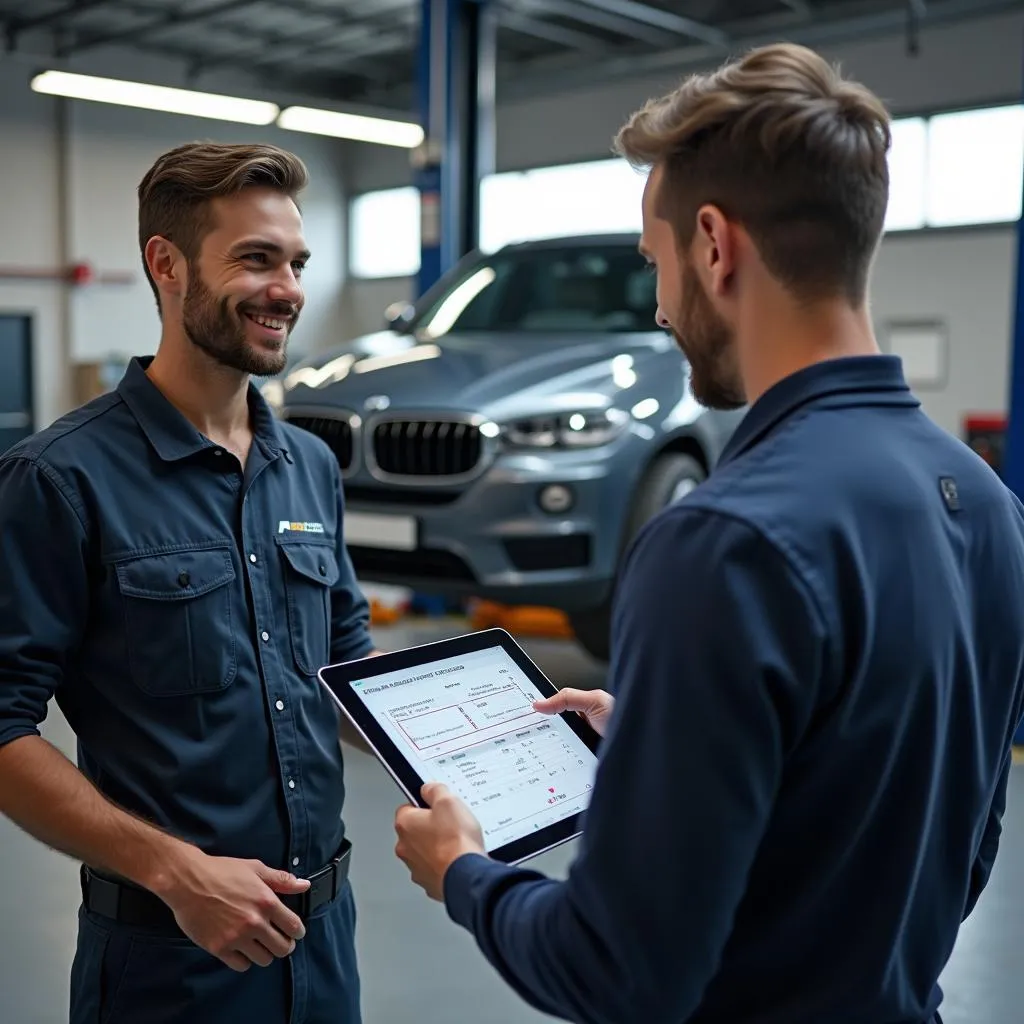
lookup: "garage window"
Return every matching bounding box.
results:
[885,117,928,232]
[479,158,645,253]
[348,103,1024,277]
[349,185,420,279]
[925,105,1024,228]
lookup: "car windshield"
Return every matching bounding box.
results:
[414,242,657,335]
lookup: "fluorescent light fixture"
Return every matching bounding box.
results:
[30,70,279,125]
[277,105,424,148]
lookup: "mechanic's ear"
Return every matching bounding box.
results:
[694,205,734,297]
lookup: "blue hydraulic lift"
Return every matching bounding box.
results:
[1004,138,1024,744]
[409,0,496,614]
[415,0,496,297]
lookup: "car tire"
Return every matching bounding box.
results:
[569,452,707,662]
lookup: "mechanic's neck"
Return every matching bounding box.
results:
[147,325,251,441]
[737,278,880,406]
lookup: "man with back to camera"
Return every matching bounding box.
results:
[392,42,1024,1024]
[0,142,381,1022]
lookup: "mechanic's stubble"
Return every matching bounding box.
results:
[182,268,297,379]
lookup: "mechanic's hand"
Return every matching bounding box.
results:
[533,687,615,737]
[394,783,486,901]
[157,850,310,972]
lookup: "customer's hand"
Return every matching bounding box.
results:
[395,783,486,901]
[533,687,615,737]
[155,849,310,972]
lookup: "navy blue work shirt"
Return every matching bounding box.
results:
[444,356,1024,1024]
[0,356,373,875]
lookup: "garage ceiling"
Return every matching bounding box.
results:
[0,0,1021,110]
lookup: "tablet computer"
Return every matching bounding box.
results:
[317,628,601,865]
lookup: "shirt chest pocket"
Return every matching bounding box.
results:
[113,546,238,698]
[276,537,340,676]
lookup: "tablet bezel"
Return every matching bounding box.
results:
[317,627,601,865]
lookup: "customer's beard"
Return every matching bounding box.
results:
[672,260,745,410]
[182,274,294,377]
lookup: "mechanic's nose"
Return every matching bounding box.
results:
[268,267,303,307]
[655,306,671,330]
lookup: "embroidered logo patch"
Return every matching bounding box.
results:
[278,520,325,534]
[939,477,960,512]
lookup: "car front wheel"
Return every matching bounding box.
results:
[569,452,706,662]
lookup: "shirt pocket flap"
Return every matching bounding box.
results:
[276,538,340,586]
[114,547,236,601]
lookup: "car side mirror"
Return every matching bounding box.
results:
[384,301,416,333]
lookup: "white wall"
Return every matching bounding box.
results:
[339,8,1024,436]
[0,51,350,428]
[872,228,1017,434]
[0,60,69,427]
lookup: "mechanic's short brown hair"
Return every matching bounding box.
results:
[137,141,309,310]
[614,42,891,305]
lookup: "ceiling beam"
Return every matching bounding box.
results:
[506,0,667,46]
[572,0,727,46]
[184,22,379,75]
[499,0,1023,101]
[6,0,114,34]
[123,27,413,85]
[55,0,257,57]
[499,11,608,52]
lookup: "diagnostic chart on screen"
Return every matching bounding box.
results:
[352,646,597,849]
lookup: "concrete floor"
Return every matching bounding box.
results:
[2,617,1023,1023]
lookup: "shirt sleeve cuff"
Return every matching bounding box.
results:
[0,724,42,752]
[443,852,514,929]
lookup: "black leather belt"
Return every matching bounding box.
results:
[81,838,352,933]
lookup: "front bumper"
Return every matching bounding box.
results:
[340,441,641,612]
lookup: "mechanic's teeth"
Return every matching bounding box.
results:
[251,314,286,329]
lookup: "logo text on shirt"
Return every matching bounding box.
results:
[939,477,960,512]
[278,520,325,534]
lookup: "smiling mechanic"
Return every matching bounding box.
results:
[0,143,378,1023]
[393,43,1024,1024]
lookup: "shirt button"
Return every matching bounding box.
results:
[292,857,300,867]
[261,631,270,642]
[249,554,257,564]
[213,449,223,456]
[288,779,296,789]
[275,700,284,712]
[319,564,327,576]
[177,571,190,588]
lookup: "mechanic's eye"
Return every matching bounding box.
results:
[244,252,268,264]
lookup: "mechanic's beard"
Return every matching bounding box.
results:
[182,273,294,378]
[673,261,745,410]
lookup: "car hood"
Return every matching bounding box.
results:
[283,330,683,417]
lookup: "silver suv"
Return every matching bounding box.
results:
[272,234,743,660]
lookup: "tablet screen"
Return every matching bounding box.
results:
[349,643,598,851]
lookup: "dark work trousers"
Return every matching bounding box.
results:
[69,879,361,1024]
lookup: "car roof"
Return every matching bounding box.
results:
[498,232,641,253]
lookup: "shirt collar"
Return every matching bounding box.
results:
[718,354,919,467]
[116,355,287,463]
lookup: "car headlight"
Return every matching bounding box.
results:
[502,409,629,449]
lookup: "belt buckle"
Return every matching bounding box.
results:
[301,861,337,919]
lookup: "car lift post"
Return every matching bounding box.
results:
[414,0,496,298]
[411,0,496,614]
[1004,33,1024,743]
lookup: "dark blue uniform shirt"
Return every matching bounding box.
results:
[0,356,373,875]
[444,356,1024,1024]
